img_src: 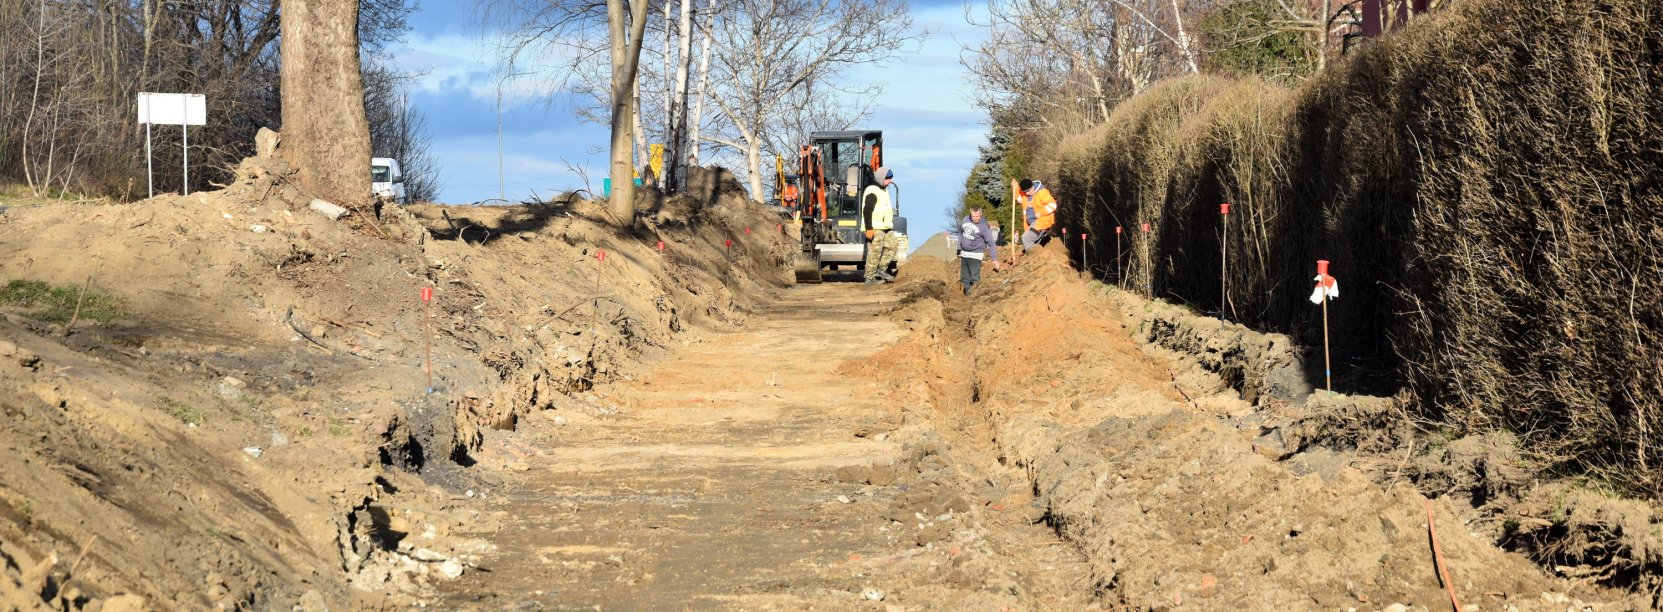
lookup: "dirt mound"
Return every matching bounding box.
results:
[0,134,792,609]
[1004,408,1611,609]
[845,244,1639,609]
[909,231,957,261]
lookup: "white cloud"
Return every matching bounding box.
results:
[397,0,994,215]
[390,31,593,107]
[848,2,991,231]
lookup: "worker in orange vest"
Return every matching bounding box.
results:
[781,183,799,210]
[1012,178,1058,251]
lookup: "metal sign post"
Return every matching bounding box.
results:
[145,119,153,199]
[137,92,207,198]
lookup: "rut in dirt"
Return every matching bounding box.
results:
[436,283,1094,609]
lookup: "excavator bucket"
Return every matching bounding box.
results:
[793,248,822,284]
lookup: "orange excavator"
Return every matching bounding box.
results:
[785,130,907,283]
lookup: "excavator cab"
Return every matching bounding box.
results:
[791,130,908,283]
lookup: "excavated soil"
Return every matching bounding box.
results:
[858,245,1646,610]
[0,145,1655,610]
[434,285,1096,609]
[0,146,800,609]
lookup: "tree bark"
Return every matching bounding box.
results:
[745,134,762,198]
[280,0,372,204]
[632,74,647,172]
[664,0,692,190]
[662,0,674,135]
[607,0,649,222]
[1169,0,1200,74]
[686,0,714,168]
[1316,0,1331,72]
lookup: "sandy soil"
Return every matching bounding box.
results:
[0,143,1654,610]
[436,284,1098,609]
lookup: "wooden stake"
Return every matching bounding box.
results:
[1141,223,1151,298]
[1080,233,1087,274]
[1317,259,1333,395]
[1115,227,1122,288]
[1322,294,1332,395]
[1010,184,1019,266]
[1220,203,1230,320]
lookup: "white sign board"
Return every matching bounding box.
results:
[137,92,206,126]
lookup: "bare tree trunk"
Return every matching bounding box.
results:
[141,0,157,86]
[280,0,372,204]
[1169,0,1199,73]
[1316,0,1331,72]
[632,74,647,171]
[664,0,692,189]
[745,135,762,198]
[22,1,45,196]
[662,0,673,133]
[607,0,649,221]
[686,0,714,168]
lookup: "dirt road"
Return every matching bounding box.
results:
[438,283,1094,609]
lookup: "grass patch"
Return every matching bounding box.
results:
[0,182,117,205]
[158,397,205,426]
[0,279,124,324]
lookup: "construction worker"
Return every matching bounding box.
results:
[1012,178,1058,251]
[958,206,1000,296]
[781,182,799,210]
[862,166,898,285]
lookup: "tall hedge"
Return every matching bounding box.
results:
[1048,0,1663,494]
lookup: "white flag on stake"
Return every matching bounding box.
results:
[1309,273,1339,304]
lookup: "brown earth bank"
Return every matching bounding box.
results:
[1040,0,1663,497]
[0,137,1656,611]
[880,244,1656,610]
[0,135,797,609]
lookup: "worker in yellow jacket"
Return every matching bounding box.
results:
[862,167,898,285]
[1012,178,1058,251]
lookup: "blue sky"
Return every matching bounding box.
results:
[387,0,989,233]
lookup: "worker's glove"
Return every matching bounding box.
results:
[864,229,875,240]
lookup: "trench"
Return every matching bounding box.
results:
[426,282,1101,609]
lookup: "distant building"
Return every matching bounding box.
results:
[1360,0,1435,37]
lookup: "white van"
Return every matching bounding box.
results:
[371,157,405,203]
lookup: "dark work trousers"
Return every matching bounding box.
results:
[959,254,983,295]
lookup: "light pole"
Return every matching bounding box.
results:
[495,71,529,203]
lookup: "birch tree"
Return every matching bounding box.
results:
[700,0,918,197]
[662,0,694,189]
[685,0,714,168]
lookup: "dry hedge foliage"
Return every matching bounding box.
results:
[1049,0,1663,495]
